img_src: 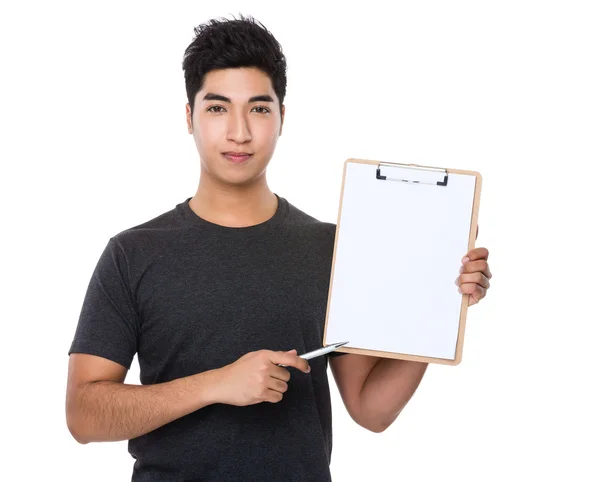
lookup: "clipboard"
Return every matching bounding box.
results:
[323,158,482,365]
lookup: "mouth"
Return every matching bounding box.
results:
[222,152,253,164]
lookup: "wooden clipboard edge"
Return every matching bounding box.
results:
[322,158,483,367]
[451,164,483,366]
[333,346,461,366]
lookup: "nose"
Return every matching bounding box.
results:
[226,109,252,144]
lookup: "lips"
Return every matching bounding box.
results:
[223,152,252,163]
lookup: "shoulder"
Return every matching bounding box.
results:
[282,198,336,244]
[108,201,188,255]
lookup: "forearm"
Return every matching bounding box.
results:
[68,369,222,444]
[360,358,428,432]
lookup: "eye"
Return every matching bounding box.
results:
[252,106,271,114]
[207,105,225,113]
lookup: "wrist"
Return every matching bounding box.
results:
[194,367,227,407]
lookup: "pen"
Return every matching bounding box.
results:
[277,341,349,367]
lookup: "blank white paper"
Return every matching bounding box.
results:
[325,161,477,360]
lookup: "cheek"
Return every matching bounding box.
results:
[257,122,281,147]
[195,125,219,152]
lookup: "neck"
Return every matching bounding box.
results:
[189,173,277,228]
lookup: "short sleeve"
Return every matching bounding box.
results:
[68,238,139,369]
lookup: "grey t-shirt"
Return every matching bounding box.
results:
[69,194,345,481]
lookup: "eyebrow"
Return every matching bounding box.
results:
[202,93,275,103]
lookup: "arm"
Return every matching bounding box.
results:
[66,349,310,444]
[330,354,428,433]
[329,245,493,432]
[65,353,222,444]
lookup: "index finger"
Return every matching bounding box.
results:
[271,351,310,373]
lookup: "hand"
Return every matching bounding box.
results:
[455,235,492,306]
[215,349,311,406]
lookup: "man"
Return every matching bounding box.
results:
[66,14,492,481]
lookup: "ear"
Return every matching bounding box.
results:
[186,103,193,134]
[279,104,285,136]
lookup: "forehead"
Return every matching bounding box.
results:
[200,67,275,100]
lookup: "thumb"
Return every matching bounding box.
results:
[286,349,297,354]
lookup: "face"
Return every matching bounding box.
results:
[186,67,285,187]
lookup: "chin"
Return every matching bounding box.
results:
[215,170,266,187]
[201,156,269,186]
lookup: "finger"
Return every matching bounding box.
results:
[271,366,292,382]
[460,259,492,279]
[266,389,284,403]
[458,283,486,300]
[455,272,490,290]
[267,377,288,394]
[274,349,297,368]
[463,247,489,263]
[470,285,486,304]
[270,351,311,373]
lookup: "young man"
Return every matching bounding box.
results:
[66,15,492,481]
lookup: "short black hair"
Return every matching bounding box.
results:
[182,14,287,117]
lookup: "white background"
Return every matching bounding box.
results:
[2,1,599,480]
